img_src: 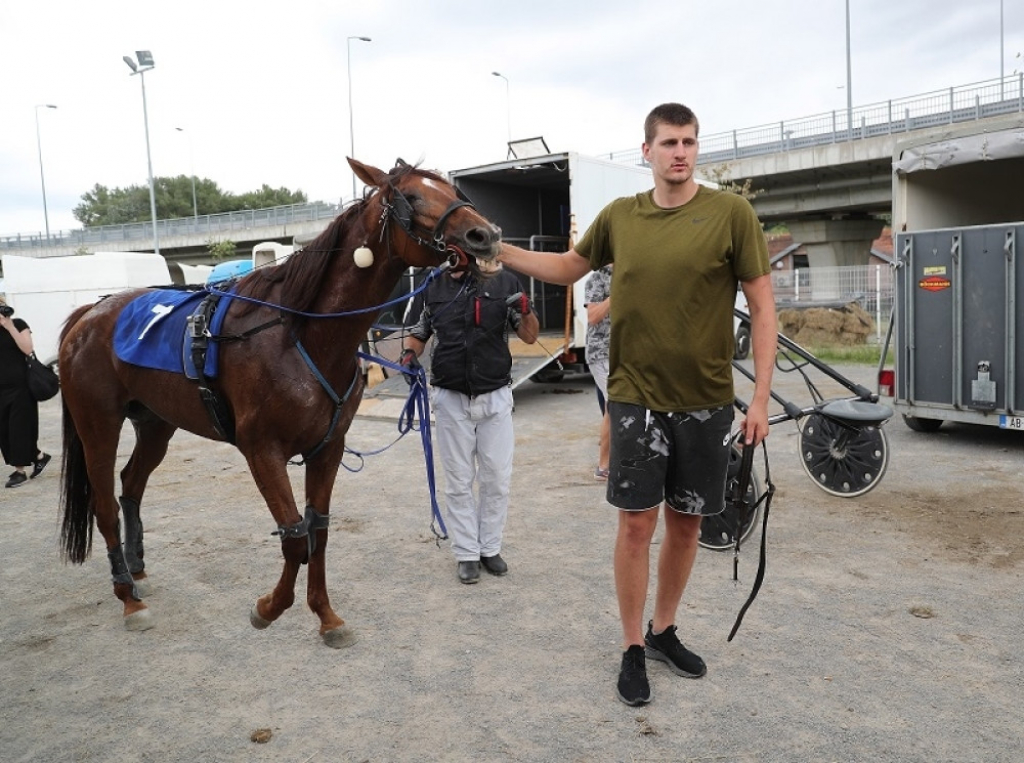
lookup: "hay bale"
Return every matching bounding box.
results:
[778,302,874,346]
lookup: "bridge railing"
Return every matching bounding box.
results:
[1,200,341,252]
[605,73,1024,167]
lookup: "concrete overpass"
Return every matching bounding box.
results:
[605,74,1024,268]
[0,201,340,266]
[4,75,1023,271]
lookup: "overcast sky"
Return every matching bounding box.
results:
[1,0,1021,236]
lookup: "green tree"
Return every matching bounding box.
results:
[72,177,308,227]
[207,239,237,261]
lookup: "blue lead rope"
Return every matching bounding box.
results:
[356,351,448,541]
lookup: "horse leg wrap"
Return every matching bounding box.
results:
[119,496,145,575]
[272,505,329,565]
[108,545,141,601]
[305,505,330,561]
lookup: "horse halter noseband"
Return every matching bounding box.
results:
[381,180,476,255]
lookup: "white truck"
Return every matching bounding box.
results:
[1,252,210,367]
[448,151,655,381]
[882,113,1024,431]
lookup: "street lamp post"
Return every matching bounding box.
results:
[845,0,853,141]
[175,127,199,222]
[1000,0,1005,99]
[123,50,159,255]
[34,104,57,241]
[491,72,511,151]
[347,35,372,202]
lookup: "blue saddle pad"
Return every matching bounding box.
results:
[114,289,231,378]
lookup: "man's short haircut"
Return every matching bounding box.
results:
[644,103,700,144]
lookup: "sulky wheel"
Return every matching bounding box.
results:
[699,445,763,551]
[799,412,889,498]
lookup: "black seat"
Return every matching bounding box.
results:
[819,399,893,427]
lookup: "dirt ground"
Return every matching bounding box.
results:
[1,363,1021,763]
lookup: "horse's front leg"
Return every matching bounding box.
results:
[303,448,356,649]
[243,451,306,630]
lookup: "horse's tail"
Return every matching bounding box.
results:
[59,303,96,564]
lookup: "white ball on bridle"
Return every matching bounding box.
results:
[353,246,374,268]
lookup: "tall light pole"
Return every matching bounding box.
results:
[845,0,853,141]
[123,50,159,255]
[347,35,372,202]
[34,104,57,241]
[1000,0,1005,99]
[492,71,511,151]
[174,127,199,222]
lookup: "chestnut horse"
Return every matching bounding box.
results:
[57,159,500,647]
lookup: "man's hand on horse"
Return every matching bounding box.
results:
[399,348,422,388]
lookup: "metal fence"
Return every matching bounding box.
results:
[604,73,1024,167]
[773,263,895,344]
[1,201,341,252]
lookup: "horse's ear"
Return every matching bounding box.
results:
[347,158,387,189]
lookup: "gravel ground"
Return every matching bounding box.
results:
[1,362,1021,762]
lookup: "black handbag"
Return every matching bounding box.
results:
[25,353,60,402]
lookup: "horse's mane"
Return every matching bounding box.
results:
[235,162,445,317]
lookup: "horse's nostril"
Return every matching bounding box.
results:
[466,226,496,245]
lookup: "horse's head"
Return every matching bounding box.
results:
[349,158,501,276]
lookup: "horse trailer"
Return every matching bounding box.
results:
[881,114,1024,432]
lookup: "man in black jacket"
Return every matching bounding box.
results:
[401,264,539,584]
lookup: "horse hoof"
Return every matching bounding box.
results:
[322,625,358,649]
[124,608,154,632]
[249,605,273,630]
[132,577,152,598]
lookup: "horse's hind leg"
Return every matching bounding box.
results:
[120,415,178,598]
[71,410,154,631]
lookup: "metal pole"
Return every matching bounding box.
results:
[34,104,57,241]
[139,70,159,255]
[1000,0,1005,100]
[845,0,853,141]
[347,36,371,202]
[492,72,511,149]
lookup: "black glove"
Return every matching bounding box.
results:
[505,292,532,315]
[398,349,422,388]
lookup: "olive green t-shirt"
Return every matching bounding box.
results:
[575,185,769,412]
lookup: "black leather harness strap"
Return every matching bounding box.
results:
[188,292,285,444]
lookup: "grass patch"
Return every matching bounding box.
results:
[781,343,894,366]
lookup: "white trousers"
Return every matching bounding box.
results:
[431,385,514,562]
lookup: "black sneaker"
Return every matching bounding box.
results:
[616,645,652,706]
[5,471,28,489]
[31,453,51,479]
[644,622,706,678]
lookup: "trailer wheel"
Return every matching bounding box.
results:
[733,326,751,360]
[902,414,943,433]
[699,445,762,551]
[798,413,889,498]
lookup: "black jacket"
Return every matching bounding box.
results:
[410,270,524,396]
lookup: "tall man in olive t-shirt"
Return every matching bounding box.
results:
[499,103,776,706]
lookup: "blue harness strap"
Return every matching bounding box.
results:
[293,339,360,463]
[358,351,448,540]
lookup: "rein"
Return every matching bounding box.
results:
[727,439,776,642]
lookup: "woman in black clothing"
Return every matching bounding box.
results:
[0,299,51,488]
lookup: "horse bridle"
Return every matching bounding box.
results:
[381,179,476,256]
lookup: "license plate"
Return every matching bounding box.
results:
[999,415,1024,430]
